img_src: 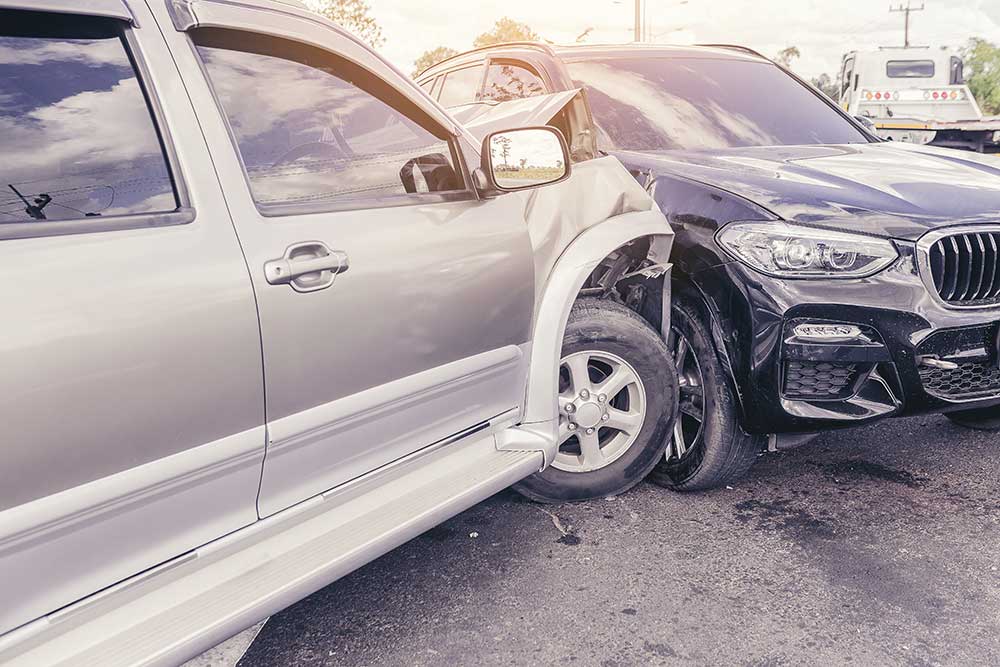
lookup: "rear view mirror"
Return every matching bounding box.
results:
[480,127,570,192]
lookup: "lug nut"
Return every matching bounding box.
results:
[601,413,610,421]
[598,394,607,403]
[586,428,595,435]
[565,403,576,414]
[580,389,590,399]
[568,423,577,431]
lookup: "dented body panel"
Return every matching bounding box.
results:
[429,42,1000,437]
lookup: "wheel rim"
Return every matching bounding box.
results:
[667,327,705,463]
[552,350,647,473]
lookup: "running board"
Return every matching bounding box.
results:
[0,434,542,667]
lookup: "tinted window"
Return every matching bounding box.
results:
[567,57,868,151]
[886,60,935,78]
[437,66,483,107]
[195,30,461,208]
[482,62,546,102]
[0,10,176,225]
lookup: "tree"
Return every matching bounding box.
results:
[964,37,1000,115]
[308,0,384,47]
[473,17,539,48]
[774,46,801,69]
[413,46,458,77]
[811,73,840,100]
[494,135,513,167]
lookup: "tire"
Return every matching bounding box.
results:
[648,296,764,491]
[513,298,679,503]
[946,405,1000,431]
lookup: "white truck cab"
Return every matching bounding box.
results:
[840,47,1000,151]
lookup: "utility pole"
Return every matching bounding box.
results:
[634,0,641,42]
[889,1,924,47]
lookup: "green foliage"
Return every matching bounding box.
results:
[473,17,540,48]
[773,46,801,69]
[412,46,459,77]
[964,38,1000,115]
[810,73,840,100]
[309,0,384,47]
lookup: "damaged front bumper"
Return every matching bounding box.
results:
[700,243,1000,435]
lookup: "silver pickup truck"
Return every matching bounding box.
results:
[0,1,675,664]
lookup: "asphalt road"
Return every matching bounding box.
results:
[239,414,1000,667]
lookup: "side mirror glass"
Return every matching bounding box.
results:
[480,126,570,192]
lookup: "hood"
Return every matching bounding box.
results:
[450,90,581,145]
[615,142,1000,241]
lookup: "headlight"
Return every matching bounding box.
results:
[716,221,899,279]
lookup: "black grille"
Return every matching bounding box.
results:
[927,231,1000,306]
[784,361,859,399]
[919,360,1000,400]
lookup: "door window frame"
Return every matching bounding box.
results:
[0,15,193,241]
[189,28,478,217]
[437,64,487,106]
[840,56,855,101]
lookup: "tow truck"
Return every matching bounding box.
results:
[839,46,1000,152]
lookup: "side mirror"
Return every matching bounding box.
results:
[854,115,878,133]
[477,126,570,193]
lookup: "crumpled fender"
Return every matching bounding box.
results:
[497,157,674,464]
[520,156,659,301]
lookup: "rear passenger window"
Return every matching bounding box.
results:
[483,62,546,102]
[194,29,463,209]
[0,10,177,225]
[437,66,484,107]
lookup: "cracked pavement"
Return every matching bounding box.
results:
[239,413,1000,666]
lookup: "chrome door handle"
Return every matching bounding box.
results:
[264,241,349,293]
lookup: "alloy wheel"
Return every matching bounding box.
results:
[667,327,705,462]
[553,350,647,473]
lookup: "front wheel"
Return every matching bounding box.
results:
[512,298,679,503]
[648,297,764,491]
[946,405,1000,431]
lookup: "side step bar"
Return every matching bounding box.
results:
[0,434,542,667]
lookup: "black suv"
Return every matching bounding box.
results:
[418,43,1000,490]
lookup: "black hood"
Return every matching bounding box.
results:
[614,142,1000,241]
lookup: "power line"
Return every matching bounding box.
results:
[889,1,925,48]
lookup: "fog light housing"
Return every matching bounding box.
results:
[792,323,866,343]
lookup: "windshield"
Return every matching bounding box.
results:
[566,57,868,151]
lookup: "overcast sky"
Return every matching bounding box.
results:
[368,0,1000,79]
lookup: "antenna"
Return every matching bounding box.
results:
[889,1,925,48]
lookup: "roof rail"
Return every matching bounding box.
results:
[695,44,769,61]
[415,41,557,78]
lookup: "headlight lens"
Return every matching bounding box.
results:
[717,221,899,278]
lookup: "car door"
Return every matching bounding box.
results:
[159,4,537,517]
[0,2,264,635]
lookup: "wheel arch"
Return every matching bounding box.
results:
[520,210,673,435]
[670,275,753,428]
